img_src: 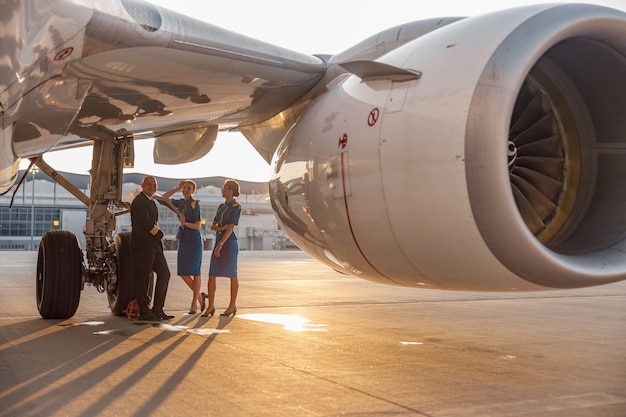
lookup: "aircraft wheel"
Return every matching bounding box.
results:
[108,232,155,316]
[108,232,134,315]
[36,230,83,319]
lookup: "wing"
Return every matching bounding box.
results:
[0,0,325,193]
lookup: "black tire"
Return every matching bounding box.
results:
[108,232,135,315]
[108,232,155,316]
[36,230,83,319]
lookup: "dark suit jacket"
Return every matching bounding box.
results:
[130,192,163,248]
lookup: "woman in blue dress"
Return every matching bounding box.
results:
[202,179,242,318]
[163,180,207,314]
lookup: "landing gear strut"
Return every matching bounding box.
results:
[33,132,135,318]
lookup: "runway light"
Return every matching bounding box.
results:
[238,313,328,332]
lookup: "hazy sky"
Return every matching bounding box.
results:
[25,0,626,182]
[150,0,626,55]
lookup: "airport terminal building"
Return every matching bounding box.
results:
[0,171,294,251]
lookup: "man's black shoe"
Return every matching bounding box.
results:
[137,311,161,321]
[152,309,175,320]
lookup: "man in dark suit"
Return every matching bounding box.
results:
[130,175,174,321]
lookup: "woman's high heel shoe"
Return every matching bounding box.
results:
[220,307,237,317]
[201,307,215,318]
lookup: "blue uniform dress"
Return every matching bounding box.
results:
[172,197,202,276]
[209,199,242,278]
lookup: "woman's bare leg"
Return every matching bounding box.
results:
[190,275,202,311]
[223,278,238,314]
[203,275,216,315]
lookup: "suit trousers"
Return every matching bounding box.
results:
[131,245,171,313]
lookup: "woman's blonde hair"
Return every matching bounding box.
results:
[224,179,240,197]
[182,179,197,192]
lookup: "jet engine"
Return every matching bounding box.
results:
[270,4,626,291]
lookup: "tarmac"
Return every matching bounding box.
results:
[0,249,624,417]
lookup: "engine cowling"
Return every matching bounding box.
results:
[270,4,626,291]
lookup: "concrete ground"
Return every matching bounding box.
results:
[0,250,624,417]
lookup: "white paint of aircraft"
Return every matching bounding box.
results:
[1,0,625,318]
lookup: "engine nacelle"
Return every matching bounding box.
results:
[270,4,626,291]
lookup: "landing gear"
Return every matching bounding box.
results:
[31,133,134,319]
[31,133,172,319]
[36,230,83,319]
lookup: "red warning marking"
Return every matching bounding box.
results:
[367,108,380,126]
[54,47,74,61]
[338,133,348,149]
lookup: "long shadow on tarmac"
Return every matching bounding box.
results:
[0,314,232,417]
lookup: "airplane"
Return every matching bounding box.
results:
[1,0,626,319]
